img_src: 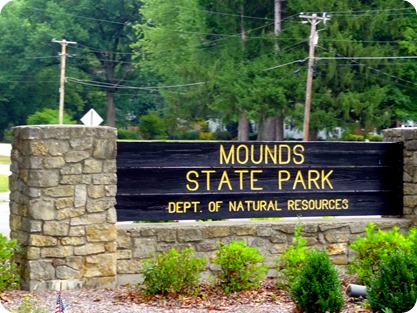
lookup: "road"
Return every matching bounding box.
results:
[0,143,11,238]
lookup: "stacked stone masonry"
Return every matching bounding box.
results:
[8,126,415,291]
[10,126,117,291]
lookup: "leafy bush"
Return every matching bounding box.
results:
[290,249,344,313]
[0,233,20,292]
[140,247,206,296]
[26,108,75,125]
[276,221,309,289]
[349,223,416,286]
[213,240,267,293]
[117,128,142,140]
[367,251,417,313]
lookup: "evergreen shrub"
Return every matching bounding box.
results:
[367,251,417,313]
[290,249,344,313]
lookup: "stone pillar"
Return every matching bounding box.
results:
[9,125,117,291]
[383,127,417,223]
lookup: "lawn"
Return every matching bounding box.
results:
[0,174,8,193]
[0,155,10,165]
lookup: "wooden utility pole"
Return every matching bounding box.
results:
[52,39,77,124]
[299,13,330,141]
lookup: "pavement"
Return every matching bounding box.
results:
[0,143,11,238]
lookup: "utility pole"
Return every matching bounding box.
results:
[52,39,77,125]
[299,13,330,141]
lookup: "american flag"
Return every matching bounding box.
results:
[54,292,66,313]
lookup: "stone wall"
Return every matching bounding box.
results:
[116,218,411,285]
[10,126,117,291]
[8,126,416,291]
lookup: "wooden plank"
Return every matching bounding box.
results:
[116,141,403,221]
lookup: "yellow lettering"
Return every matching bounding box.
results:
[220,144,234,164]
[251,145,263,164]
[279,145,291,164]
[308,170,321,189]
[236,144,249,164]
[278,170,291,189]
[235,169,249,190]
[293,145,305,164]
[218,171,233,191]
[201,169,216,190]
[293,171,307,189]
[321,170,334,189]
[168,201,200,213]
[186,170,199,191]
[250,170,263,190]
[264,145,277,164]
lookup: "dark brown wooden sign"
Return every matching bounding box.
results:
[116,141,403,221]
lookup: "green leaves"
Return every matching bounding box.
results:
[213,240,267,293]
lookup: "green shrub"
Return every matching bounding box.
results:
[349,223,416,286]
[367,251,417,313]
[139,247,206,296]
[290,249,344,313]
[213,240,267,293]
[117,129,142,140]
[276,221,308,289]
[0,233,20,292]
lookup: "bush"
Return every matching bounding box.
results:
[0,233,20,292]
[290,249,344,313]
[349,223,416,286]
[367,251,417,313]
[140,247,206,296]
[213,240,267,293]
[276,221,309,289]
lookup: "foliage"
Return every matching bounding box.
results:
[0,233,20,292]
[367,251,417,313]
[349,223,417,286]
[276,220,309,289]
[26,108,76,125]
[10,294,47,313]
[140,247,206,296]
[290,249,344,313]
[213,240,267,293]
[138,110,168,140]
[117,128,142,140]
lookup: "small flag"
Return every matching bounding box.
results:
[53,292,66,313]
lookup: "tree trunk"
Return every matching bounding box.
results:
[106,92,116,127]
[237,111,249,141]
[274,115,284,140]
[257,116,275,141]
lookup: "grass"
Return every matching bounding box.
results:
[0,155,10,193]
[0,155,10,165]
[0,175,9,193]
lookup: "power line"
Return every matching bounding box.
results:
[66,77,206,90]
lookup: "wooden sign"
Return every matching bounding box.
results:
[116,141,403,221]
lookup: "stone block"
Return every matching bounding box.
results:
[84,254,116,277]
[29,235,58,246]
[57,207,85,220]
[178,228,204,242]
[41,246,73,258]
[83,159,103,174]
[61,237,85,246]
[54,198,74,210]
[86,200,115,213]
[56,265,81,279]
[61,164,83,175]
[43,185,74,198]
[28,199,55,220]
[117,259,140,274]
[43,157,66,169]
[74,243,105,256]
[325,243,347,255]
[28,260,55,280]
[46,140,70,156]
[132,238,156,258]
[86,224,117,242]
[29,170,59,187]
[156,228,177,242]
[231,226,257,236]
[87,185,106,199]
[43,221,70,236]
[71,213,107,226]
[324,231,351,243]
[65,151,90,163]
